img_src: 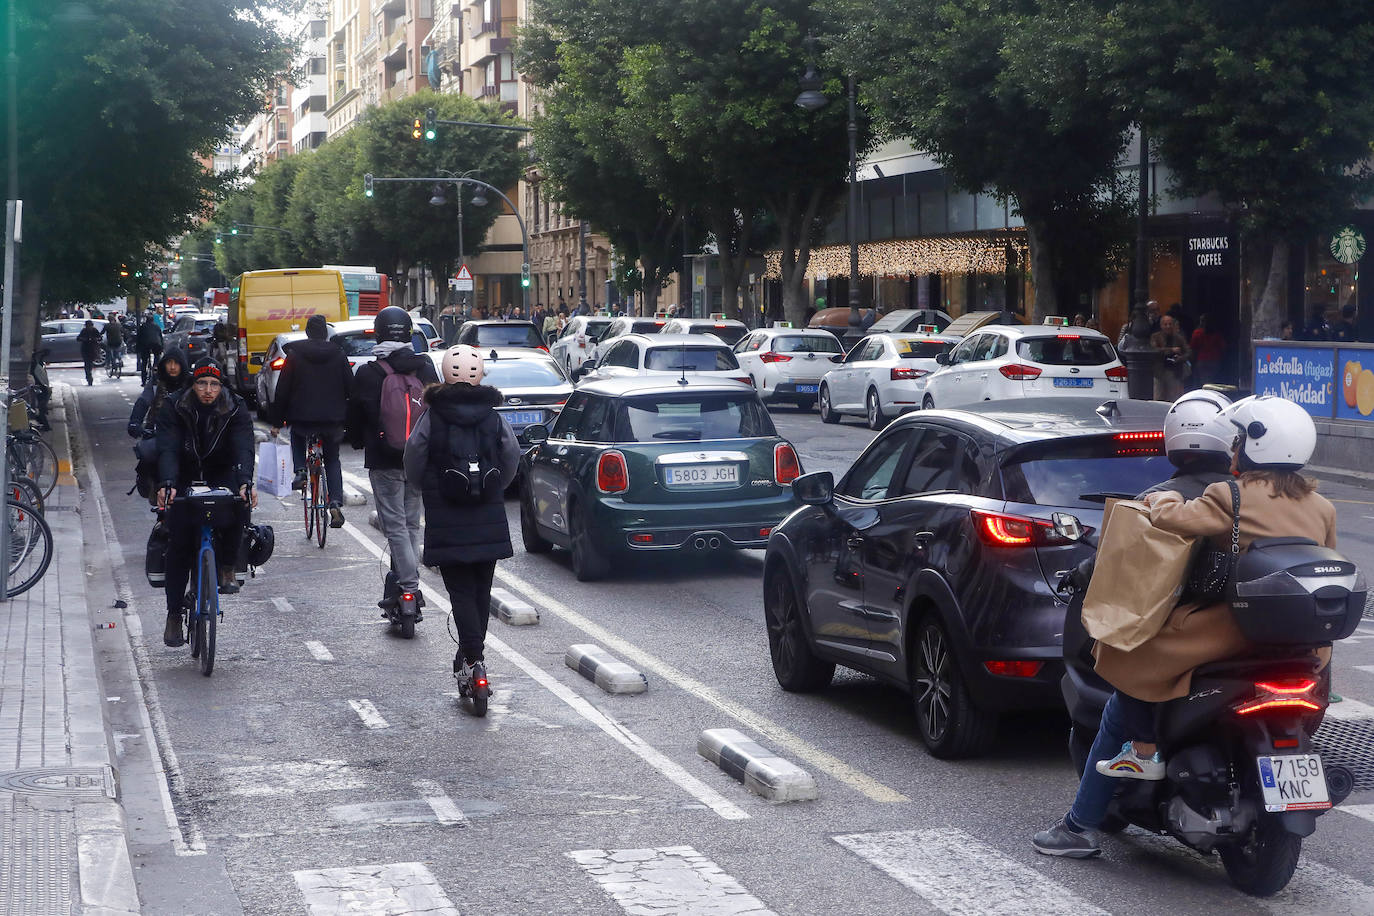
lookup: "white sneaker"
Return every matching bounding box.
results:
[1095,741,1165,780]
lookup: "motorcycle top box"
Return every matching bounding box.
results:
[1229,537,1367,645]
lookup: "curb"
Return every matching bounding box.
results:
[1308,463,1374,490]
[490,588,539,626]
[564,644,647,694]
[697,728,818,802]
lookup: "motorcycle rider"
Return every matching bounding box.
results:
[1033,395,1337,858]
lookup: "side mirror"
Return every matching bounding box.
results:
[791,470,835,506]
[524,424,549,444]
[935,352,951,366]
[249,354,264,366]
[571,367,589,382]
[1051,512,1085,542]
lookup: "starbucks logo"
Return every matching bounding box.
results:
[1330,226,1366,264]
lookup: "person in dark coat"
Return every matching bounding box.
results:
[136,315,165,383]
[404,344,519,695]
[269,314,353,527]
[28,348,51,431]
[128,349,190,438]
[154,359,256,647]
[77,320,103,385]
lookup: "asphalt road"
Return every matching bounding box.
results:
[63,366,1374,916]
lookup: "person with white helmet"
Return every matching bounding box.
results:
[1036,394,1339,859]
[1139,389,1235,499]
[403,345,520,711]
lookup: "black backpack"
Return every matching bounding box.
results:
[434,412,503,505]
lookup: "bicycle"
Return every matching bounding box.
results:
[302,434,328,549]
[6,476,44,515]
[163,485,242,677]
[7,429,58,500]
[105,345,125,379]
[4,497,53,597]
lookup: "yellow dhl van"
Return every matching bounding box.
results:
[225,269,349,402]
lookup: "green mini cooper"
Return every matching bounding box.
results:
[519,378,803,580]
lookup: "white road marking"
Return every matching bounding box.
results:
[834,828,1107,916]
[338,520,749,821]
[1325,695,1374,721]
[569,846,776,915]
[293,862,458,916]
[1354,665,1374,675]
[349,698,390,729]
[304,640,335,662]
[72,392,206,856]
[412,779,470,827]
[1339,804,1374,826]
[271,596,294,614]
[215,760,367,798]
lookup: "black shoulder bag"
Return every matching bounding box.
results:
[1183,478,1240,602]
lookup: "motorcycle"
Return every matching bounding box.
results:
[1052,512,1362,896]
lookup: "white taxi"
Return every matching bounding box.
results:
[659,316,750,347]
[587,315,667,365]
[733,324,843,410]
[548,314,613,373]
[575,334,751,385]
[818,332,960,428]
[920,324,1127,410]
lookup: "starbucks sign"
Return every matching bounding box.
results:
[1330,225,1366,264]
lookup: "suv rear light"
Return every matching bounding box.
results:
[774,442,801,485]
[971,509,1077,548]
[1236,679,1323,716]
[998,363,1042,380]
[1105,366,1129,381]
[1114,431,1164,443]
[984,660,1044,678]
[270,357,285,370]
[759,352,792,363]
[891,366,929,380]
[596,450,629,493]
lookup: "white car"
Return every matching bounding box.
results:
[548,315,613,373]
[733,326,843,410]
[920,324,1126,410]
[411,315,440,350]
[576,334,751,385]
[586,315,667,366]
[819,333,961,428]
[333,317,430,374]
[659,316,749,347]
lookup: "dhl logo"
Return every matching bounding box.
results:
[263,308,321,321]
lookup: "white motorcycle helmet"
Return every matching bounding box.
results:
[441,345,485,386]
[1224,395,1316,471]
[1163,389,1232,465]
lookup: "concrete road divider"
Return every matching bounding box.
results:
[565,644,647,694]
[491,588,539,626]
[368,510,381,530]
[698,728,818,802]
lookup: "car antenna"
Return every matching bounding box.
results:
[678,337,689,386]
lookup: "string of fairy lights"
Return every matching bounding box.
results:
[764,232,1030,280]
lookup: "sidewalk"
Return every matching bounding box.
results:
[0,383,140,915]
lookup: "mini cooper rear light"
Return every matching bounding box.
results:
[890,366,929,380]
[998,363,1042,380]
[1105,366,1129,381]
[774,443,801,485]
[759,352,793,363]
[269,357,285,370]
[970,510,1072,548]
[984,660,1044,678]
[596,450,629,493]
[1236,679,1323,716]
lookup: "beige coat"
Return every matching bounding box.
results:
[1093,477,1338,702]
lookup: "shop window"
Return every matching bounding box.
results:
[920,192,946,234]
[975,194,1004,231]
[947,193,975,232]
[870,196,894,240]
[898,191,919,237]
[1304,236,1358,332]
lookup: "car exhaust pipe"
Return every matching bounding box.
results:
[708,536,721,550]
[693,537,708,550]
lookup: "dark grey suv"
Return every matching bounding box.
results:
[762,398,1173,759]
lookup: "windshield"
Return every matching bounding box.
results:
[582,319,611,337]
[335,332,376,356]
[615,393,776,441]
[476,324,544,347]
[631,320,666,334]
[896,339,955,359]
[1017,336,1116,366]
[689,324,748,346]
[483,359,567,387]
[644,347,739,371]
[775,335,841,354]
[1002,443,1173,509]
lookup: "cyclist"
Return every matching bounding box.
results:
[269,314,352,528]
[136,313,165,383]
[104,313,126,374]
[154,358,256,647]
[128,349,190,439]
[346,306,438,614]
[77,320,103,386]
[404,345,519,695]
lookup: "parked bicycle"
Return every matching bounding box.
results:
[4,497,53,598]
[302,434,329,549]
[7,429,57,500]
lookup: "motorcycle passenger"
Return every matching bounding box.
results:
[1034,395,1337,858]
[77,320,103,386]
[403,345,519,693]
[346,306,439,613]
[269,314,353,528]
[154,359,257,648]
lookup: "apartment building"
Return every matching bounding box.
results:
[292,19,330,153]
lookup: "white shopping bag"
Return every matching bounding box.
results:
[256,438,294,498]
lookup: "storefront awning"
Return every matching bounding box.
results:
[765,231,1028,280]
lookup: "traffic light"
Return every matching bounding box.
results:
[364,173,374,198]
[411,117,423,140]
[521,262,530,288]
[424,108,437,141]
[230,226,239,236]
[160,268,169,291]
[214,233,223,245]
[118,264,129,278]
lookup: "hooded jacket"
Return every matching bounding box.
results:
[136,319,164,353]
[346,344,440,469]
[403,382,520,566]
[155,385,255,491]
[129,348,191,435]
[270,337,353,427]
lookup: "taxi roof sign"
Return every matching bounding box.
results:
[709,312,726,320]
[1043,315,1069,327]
[772,320,793,328]
[915,324,939,334]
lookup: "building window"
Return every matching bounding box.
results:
[310,19,326,38]
[309,57,326,75]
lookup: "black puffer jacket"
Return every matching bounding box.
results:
[271,338,353,427]
[129,348,190,435]
[155,387,255,491]
[346,344,440,469]
[403,383,520,566]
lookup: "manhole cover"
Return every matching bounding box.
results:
[1313,717,1374,791]
[0,767,115,798]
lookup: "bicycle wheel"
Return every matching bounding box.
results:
[197,548,216,676]
[4,499,53,597]
[10,435,58,499]
[314,463,328,549]
[7,476,43,515]
[301,469,311,538]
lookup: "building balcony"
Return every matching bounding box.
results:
[358,29,378,54]
[470,19,499,39]
[383,79,409,103]
[382,21,407,63]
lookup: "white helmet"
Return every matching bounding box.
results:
[1223,395,1316,471]
[441,345,485,385]
[1164,389,1233,465]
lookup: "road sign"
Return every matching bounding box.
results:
[454,264,474,292]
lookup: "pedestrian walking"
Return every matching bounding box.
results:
[1150,314,1192,401]
[77,320,103,385]
[103,314,126,373]
[1188,314,1226,387]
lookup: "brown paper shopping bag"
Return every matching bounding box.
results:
[1080,499,1194,651]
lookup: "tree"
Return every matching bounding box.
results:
[825,0,1134,319]
[1128,1,1374,339]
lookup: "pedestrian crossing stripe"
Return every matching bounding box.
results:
[569,846,777,915]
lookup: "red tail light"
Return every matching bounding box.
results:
[402,592,414,602]
[774,442,801,485]
[538,345,548,352]
[1236,679,1323,716]
[270,357,285,370]
[890,366,929,380]
[759,352,793,363]
[998,363,1042,380]
[476,676,488,688]
[1105,366,1129,381]
[732,376,751,384]
[630,533,654,543]
[1115,431,1164,443]
[971,510,1074,548]
[984,660,1044,678]
[597,450,629,493]
[1056,333,1081,340]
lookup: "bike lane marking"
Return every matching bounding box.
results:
[293,861,458,916]
[348,699,389,730]
[304,640,335,662]
[411,779,470,827]
[569,846,777,915]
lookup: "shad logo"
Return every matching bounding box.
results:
[1313,566,1343,574]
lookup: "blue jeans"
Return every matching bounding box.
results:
[1068,691,1156,830]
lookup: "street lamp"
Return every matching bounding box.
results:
[796,50,864,349]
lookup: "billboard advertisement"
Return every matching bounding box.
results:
[1252,344,1336,418]
[1335,349,1374,422]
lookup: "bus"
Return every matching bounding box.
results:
[322,265,389,316]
